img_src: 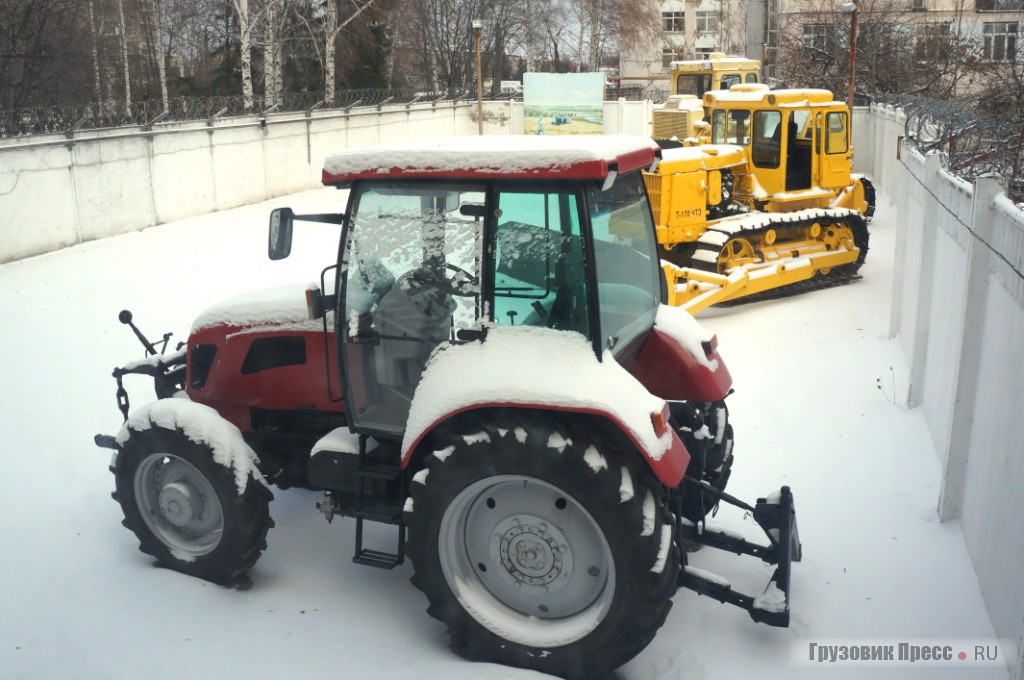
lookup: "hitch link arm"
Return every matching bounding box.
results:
[676,479,802,628]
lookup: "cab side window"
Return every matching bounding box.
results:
[492,190,589,336]
[825,112,849,154]
[751,110,782,169]
[711,109,750,145]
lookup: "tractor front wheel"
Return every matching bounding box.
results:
[112,426,273,586]
[405,416,678,678]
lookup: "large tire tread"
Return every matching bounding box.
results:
[404,411,678,679]
[112,425,274,587]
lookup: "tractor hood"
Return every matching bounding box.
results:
[191,282,323,335]
[185,281,341,424]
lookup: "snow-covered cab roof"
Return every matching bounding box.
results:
[704,86,837,107]
[321,135,661,185]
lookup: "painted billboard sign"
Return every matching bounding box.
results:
[523,72,604,135]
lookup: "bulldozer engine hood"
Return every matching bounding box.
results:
[399,324,690,487]
[656,144,747,174]
[703,86,836,108]
[321,135,661,185]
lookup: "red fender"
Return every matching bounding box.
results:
[401,401,689,488]
[628,328,732,402]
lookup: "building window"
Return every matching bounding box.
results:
[663,11,685,33]
[802,24,833,52]
[983,22,1018,61]
[662,47,687,69]
[976,0,1024,10]
[914,23,950,61]
[696,10,719,34]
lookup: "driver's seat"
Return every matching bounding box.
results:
[347,257,396,338]
[372,267,456,389]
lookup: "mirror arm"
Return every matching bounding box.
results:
[294,213,344,225]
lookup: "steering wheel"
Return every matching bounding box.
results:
[443,263,479,297]
[406,265,477,298]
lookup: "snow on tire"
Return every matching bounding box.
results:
[404,414,679,679]
[111,426,274,586]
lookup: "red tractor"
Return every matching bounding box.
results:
[96,135,800,679]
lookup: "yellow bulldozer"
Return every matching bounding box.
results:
[653,53,761,146]
[643,85,875,313]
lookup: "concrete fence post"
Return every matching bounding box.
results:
[1016,615,1023,680]
[906,153,942,407]
[937,175,1002,522]
[889,140,916,340]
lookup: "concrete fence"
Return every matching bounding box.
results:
[0,98,652,264]
[865,105,1024,680]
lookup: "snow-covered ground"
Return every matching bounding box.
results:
[0,188,1007,679]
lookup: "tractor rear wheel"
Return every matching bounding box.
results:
[112,426,273,586]
[404,416,678,679]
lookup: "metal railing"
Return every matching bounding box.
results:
[0,88,506,139]
[877,94,1024,203]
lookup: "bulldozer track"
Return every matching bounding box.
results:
[855,175,876,222]
[714,270,864,307]
[689,209,870,305]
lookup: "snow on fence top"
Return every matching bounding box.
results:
[322,135,661,184]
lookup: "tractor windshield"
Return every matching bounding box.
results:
[587,173,661,353]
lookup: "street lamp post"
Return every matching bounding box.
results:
[473,19,483,135]
[841,1,858,115]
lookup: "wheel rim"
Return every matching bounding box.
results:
[717,237,757,273]
[438,475,615,647]
[134,453,224,559]
[821,224,855,252]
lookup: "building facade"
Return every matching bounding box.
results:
[620,0,750,99]
[621,0,1021,98]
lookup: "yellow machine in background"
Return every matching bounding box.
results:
[643,85,875,313]
[653,53,761,145]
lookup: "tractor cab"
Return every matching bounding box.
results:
[274,136,665,439]
[704,86,853,212]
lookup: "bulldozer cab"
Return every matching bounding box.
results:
[705,87,852,203]
[335,166,663,438]
[654,55,762,146]
[670,53,761,97]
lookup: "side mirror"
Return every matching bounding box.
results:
[268,208,294,260]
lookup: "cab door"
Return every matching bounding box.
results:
[818,110,852,190]
[338,182,485,438]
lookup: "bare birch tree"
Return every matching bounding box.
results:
[87,0,105,115]
[264,0,281,107]
[150,0,170,111]
[323,0,379,103]
[230,0,255,109]
[117,0,133,114]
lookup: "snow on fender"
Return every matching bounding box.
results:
[400,325,691,486]
[115,398,264,495]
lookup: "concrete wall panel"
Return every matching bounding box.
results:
[0,145,77,260]
[151,130,217,223]
[72,136,154,242]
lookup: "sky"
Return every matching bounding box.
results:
[0,187,1008,680]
